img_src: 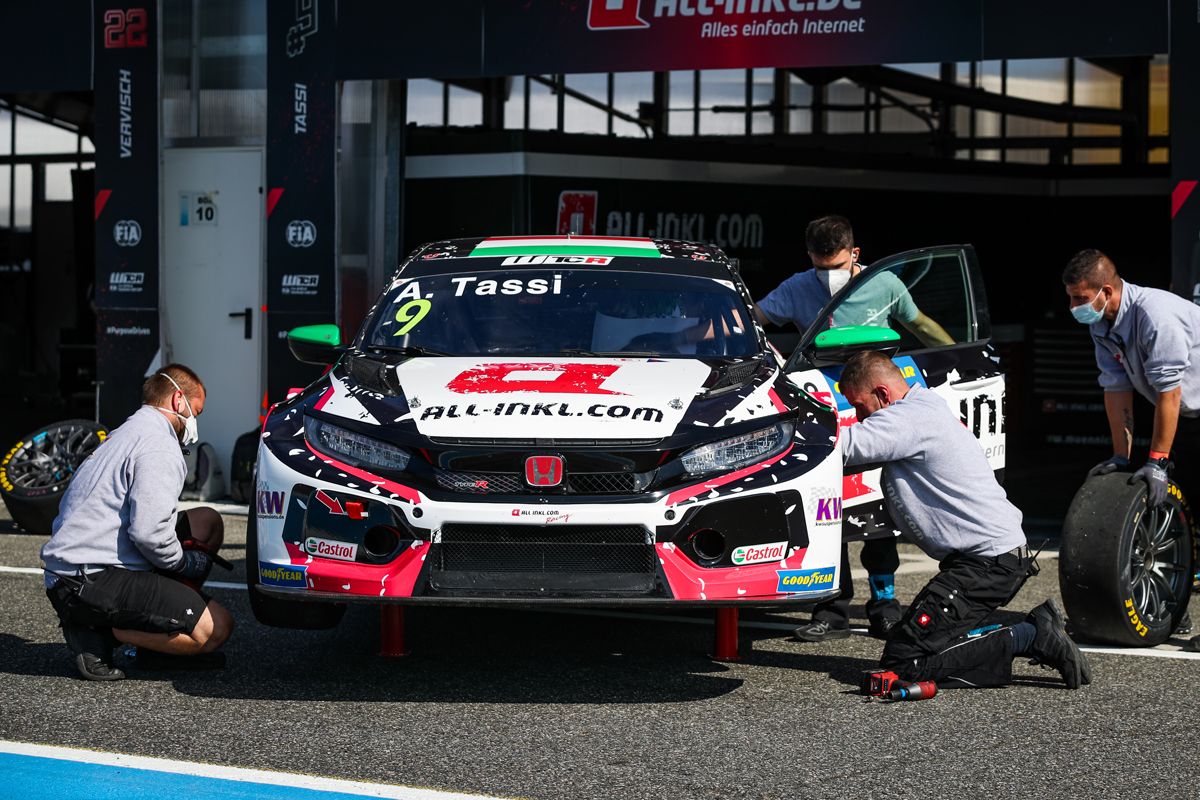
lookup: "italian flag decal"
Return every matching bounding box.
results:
[469,236,661,259]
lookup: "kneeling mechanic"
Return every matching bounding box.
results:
[836,351,1091,689]
[40,364,234,680]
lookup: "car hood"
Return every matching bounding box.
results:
[393,357,714,439]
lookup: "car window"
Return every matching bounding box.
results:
[362,267,759,358]
[818,249,976,351]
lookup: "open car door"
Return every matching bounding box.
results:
[783,245,1004,543]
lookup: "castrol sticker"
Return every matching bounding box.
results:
[730,541,788,566]
[304,537,358,562]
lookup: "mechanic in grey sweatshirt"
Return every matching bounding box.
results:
[41,364,233,680]
[830,351,1090,689]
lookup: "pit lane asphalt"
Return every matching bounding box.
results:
[1,509,1197,800]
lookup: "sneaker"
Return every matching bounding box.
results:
[61,623,125,682]
[793,619,850,643]
[1174,610,1193,636]
[867,617,900,640]
[1026,599,1090,689]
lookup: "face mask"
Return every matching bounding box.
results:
[156,374,199,447]
[817,267,852,295]
[1070,289,1107,325]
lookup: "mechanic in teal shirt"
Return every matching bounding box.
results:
[752,216,950,643]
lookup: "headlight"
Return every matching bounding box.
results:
[680,420,795,476]
[305,416,410,471]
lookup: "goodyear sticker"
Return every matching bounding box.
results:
[820,355,926,412]
[776,567,837,593]
[258,561,307,588]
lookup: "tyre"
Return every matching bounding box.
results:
[246,499,346,629]
[1060,472,1195,646]
[0,420,108,535]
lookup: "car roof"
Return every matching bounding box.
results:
[397,235,738,280]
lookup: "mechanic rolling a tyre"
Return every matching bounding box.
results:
[1064,249,1200,641]
[40,364,234,680]
[824,352,1091,689]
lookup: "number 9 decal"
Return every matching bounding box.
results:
[393,299,432,336]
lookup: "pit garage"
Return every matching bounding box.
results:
[0,2,1198,799]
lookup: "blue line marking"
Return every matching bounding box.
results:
[0,753,396,800]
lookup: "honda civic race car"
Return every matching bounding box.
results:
[250,236,1002,628]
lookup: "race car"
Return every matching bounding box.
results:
[249,236,1002,628]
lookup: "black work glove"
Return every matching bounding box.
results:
[175,549,213,582]
[1088,455,1129,477]
[1129,460,1170,508]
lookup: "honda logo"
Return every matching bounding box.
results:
[525,455,564,487]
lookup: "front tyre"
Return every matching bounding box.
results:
[1060,473,1194,647]
[246,500,346,629]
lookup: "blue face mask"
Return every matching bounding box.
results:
[1071,290,1107,325]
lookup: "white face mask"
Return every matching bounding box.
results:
[156,374,199,447]
[817,267,852,295]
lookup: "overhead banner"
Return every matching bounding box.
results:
[336,0,1167,79]
[1171,0,1200,303]
[93,1,158,310]
[267,0,338,399]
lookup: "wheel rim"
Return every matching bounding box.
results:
[6,424,104,491]
[1129,499,1190,626]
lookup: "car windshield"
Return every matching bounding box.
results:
[362,267,759,357]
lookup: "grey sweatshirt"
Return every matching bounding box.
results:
[41,406,187,577]
[1089,281,1200,416]
[842,385,1026,561]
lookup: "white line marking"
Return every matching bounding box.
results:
[0,740,504,800]
[3,564,1196,660]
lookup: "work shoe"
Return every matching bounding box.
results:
[134,648,226,671]
[1026,599,1090,689]
[1174,610,1193,636]
[867,616,900,641]
[793,619,850,643]
[61,623,124,681]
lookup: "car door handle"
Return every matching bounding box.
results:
[228,307,252,340]
[949,375,1002,391]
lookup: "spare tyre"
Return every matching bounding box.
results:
[1060,472,1195,647]
[0,420,109,535]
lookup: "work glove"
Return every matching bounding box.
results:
[1129,460,1170,508]
[1087,455,1129,477]
[175,549,213,582]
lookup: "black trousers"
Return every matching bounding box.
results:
[881,550,1029,688]
[812,536,901,627]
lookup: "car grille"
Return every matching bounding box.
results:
[429,523,657,595]
[435,470,640,495]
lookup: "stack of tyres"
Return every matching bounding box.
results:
[0,420,108,535]
[1060,473,1196,646]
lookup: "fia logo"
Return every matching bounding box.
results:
[113,220,142,247]
[286,220,317,247]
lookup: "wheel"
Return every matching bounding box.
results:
[1060,472,1195,646]
[246,499,346,629]
[0,420,108,534]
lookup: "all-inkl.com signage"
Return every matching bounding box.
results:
[93,2,158,310]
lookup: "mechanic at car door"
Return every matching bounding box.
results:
[831,351,1090,689]
[753,216,914,642]
[1064,249,1200,639]
[40,364,234,680]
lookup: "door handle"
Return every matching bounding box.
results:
[228,307,252,340]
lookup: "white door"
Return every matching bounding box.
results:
[162,148,263,480]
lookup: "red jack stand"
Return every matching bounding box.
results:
[712,607,742,662]
[379,606,409,657]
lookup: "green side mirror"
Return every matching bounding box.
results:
[287,324,346,365]
[809,325,900,367]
